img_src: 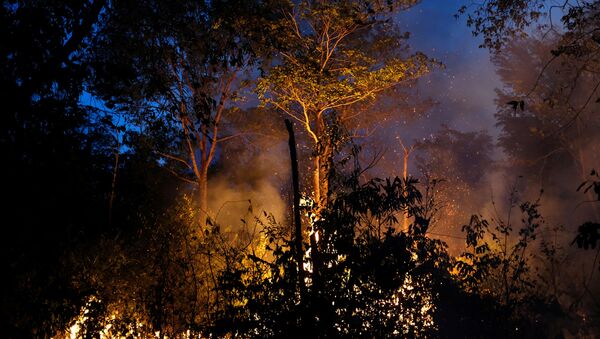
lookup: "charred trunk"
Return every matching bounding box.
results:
[285,119,305,301]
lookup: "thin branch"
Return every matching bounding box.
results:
[526,54,559,97]
[156,151,192,169]
[217,131,279,143]
[551,79,600,135]
[269,100,305,124]
[163,166,198,185]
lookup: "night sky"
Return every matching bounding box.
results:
[395,0,501,143]
[3,1,599,336]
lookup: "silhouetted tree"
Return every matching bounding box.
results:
[90,0,287,225]
[0,0,120,336]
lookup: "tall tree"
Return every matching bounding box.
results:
[257,0,434,210]
[0,0,119,336]
[91,0,287,225]
[492,36,600,221]
[460,0,600,127]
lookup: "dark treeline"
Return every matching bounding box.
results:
[1,0,599,337]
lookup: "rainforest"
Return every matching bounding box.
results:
[1,0,600,337]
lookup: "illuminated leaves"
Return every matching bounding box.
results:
[258,49,432,122]
[257,0,434,135]
[212,174,449,337]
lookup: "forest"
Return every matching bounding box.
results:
[1,0,600,337]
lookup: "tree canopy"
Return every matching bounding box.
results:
[2,0,600,337]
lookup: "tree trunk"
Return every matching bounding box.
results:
[285,119,305,300]
[108,142,120,226]
[399,139,413,232]
[313,114,331,210]
[402,147,409,231]
[198,166,209,228]
[321,144,330,206]
[313,155,322,208]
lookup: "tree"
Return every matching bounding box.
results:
[460,0,600,128]
[257,0,434,210]
[90,0,287,225]
[0,1,125,336]
[492,36,600,221]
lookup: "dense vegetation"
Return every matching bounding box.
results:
[1,0,599,337]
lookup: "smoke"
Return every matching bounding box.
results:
[207,139,290,232]
[207,177,287,232]
[204,0,600,298]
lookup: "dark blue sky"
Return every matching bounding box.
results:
[82,1,502,143]
[79,1,505,167]
[394,0,501,138]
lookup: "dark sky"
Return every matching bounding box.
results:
[394,0,502,140]
[82,1,502,148]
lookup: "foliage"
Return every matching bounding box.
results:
[458,0,544,50]
[450,191,588,337]
[453,200,542,307]
[461,1,600,122]
[90,0,289,219]
[213,175,449,337]
[573,170,600,271]
[256,0,436,207]
[459,1,600,55]
[0,0,114,336]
